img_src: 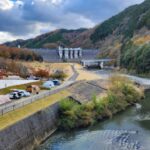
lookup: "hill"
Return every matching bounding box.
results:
[4,0,150,73]
[5,28,88,49]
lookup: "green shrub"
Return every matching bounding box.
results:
[58,76,144,130]
[59,98,77,112]
[50,70,67,80]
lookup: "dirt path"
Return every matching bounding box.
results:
[74,64,102,81]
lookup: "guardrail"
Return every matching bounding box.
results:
[0,64,79,116]
[0,81,75,116]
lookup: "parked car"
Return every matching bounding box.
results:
[42,81,55,89]
[11,89,31,97]
[52,80,61,86]
[27,76,40,80]
[26,85,40,94]
[18,90,31,97]
[9,92,21,99]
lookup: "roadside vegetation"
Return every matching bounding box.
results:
[58,75,144,130]
[33,69,50,78]
[50,70,67,80]
[33,69,67,80]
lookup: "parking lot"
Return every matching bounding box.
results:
[0,80,37,89]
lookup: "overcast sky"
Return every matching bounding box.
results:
[0,0,144,43]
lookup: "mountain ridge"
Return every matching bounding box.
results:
[5,0,150,50]
[3,0,150,73]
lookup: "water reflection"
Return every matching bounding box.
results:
[38,91,150,150]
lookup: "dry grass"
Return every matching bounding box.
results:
[133,35,150,45]
[0,90,70,131]
[23,62,102,81]
[74,64,102,81]
[23,62,73,80]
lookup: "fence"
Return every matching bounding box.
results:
[0,63,80,116]
[0,81,75,116]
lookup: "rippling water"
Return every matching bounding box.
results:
[37,91,150,150]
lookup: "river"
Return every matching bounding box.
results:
[37,91,150,150]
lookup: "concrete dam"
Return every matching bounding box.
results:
[31,48,100,62]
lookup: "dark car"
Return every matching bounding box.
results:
[52,80,61,86]
[9,92,22,100]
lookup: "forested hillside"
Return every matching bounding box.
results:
[5,29,88,48]
[90,0,150,42]
[4,0,150,74]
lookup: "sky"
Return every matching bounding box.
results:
[0,0,144,43]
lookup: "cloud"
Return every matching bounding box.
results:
[0,0,145,43]
[63,0,144,22]
[0,0,13,10]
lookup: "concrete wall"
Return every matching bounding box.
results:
[31,49,99,62]
[0,102,59,150]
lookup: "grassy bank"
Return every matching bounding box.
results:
[0,90,70,131]
[58,75,144,130]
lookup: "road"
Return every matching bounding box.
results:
[92,69,150,89]
[124,74,150,89]
[0,64,78,115]
[68,64,79,81]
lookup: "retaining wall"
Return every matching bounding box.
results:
[0,102,59,150]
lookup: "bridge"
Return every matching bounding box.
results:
[81,59,113,69]
[30,48,113,69]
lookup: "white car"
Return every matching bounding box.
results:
[18,90,31,97]
[42,81,55,89]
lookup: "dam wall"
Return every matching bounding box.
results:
[31,49,100,62]
[0,102,59,150]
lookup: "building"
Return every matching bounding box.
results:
[58,46,82,60]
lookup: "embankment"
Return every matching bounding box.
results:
[0,102,59,150]
[0,79,106,150]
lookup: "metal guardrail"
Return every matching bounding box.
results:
[0,64,79,116]
[0,81,75,116]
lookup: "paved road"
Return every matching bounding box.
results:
[68,65,79,81]
[92,69,150,89]
[0,64,78,115]
[125,75,150,86]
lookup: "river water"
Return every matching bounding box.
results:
[38,91,150,150]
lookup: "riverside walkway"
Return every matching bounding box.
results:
[125,75,150,89]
